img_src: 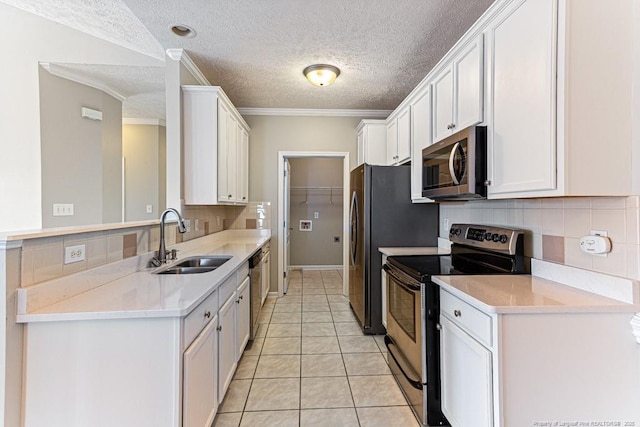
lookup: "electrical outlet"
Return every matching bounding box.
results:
[183,219,191,233]
[195,219,199,231]
[146,205,153,214]
[444,218,450,233]
[64,244,85,264]
[53,204,74,216]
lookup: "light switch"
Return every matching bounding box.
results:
[146,205,153,214]
[314,212,319,219]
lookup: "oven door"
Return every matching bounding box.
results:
[383,264,424,380]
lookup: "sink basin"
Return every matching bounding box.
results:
[154,255,232,275]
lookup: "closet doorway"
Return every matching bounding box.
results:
[277,152,350,297]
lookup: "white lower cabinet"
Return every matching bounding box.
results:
[22,259,261,427]
[440,316,493,427]
[218,291,237,401]
[438,287,640,426]
[261,250,270,305]
[183,313,219,427]
[236,276,251,357]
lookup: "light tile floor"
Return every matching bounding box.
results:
[213,269,420,427]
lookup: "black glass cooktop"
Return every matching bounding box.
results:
[388,245,526,282]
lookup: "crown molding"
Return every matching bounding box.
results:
[165,49,210,86]
[236,108,392,118]
[40,63,127,102]
[123,118,166,127]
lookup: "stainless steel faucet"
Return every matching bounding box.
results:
[154,208,187,265]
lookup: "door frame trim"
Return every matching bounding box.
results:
[277,151,350,297]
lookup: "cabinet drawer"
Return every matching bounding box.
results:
[440,290,492,347]
[184,290,219,348]
[237,261,249,282]
[219,273,239,306]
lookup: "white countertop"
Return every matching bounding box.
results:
[16,231,270,323]
[432,274,640,314]
[379,247,450,256]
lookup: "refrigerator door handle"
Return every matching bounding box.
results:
[349,191,358,266]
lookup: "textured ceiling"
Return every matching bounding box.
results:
[122,0,495,110]
[9,0,495,112]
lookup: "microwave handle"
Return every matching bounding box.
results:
[448,142,461,185]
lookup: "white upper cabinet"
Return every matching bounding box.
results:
[386,106,411,165]
[183,86,250,205]
[485,0,556,196]
[356,120,387,166]
[432,36,484,143]
[410,86,433,202]
[485,0,635,198]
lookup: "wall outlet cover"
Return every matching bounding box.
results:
[64,244,85,264]
[299,220,312,231]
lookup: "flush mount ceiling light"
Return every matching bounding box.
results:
[169,24,196,38]
[303,64,340,87]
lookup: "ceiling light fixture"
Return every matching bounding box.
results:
[303,64,340,87]
[169,24,196,38]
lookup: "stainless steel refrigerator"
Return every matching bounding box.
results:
[348,164,439,334]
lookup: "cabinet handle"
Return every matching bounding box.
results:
[228,194,233,198]
[216,325,222,332]
[204,311,211,319]
[242,197,246,200]
[454,309,462,317]
[446,124,451,130]
[239,295,243,300]
[451,123,456,129]
[484,180,492,186]
[436,323,442,331]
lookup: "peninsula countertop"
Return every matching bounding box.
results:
[16,230,270,323]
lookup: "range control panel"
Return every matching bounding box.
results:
[449,224,524,255]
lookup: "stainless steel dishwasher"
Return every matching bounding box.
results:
[248,248,264,340]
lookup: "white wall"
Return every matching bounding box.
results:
[123,124,166,221]
[245,115,360,289]
[0,3,162,232]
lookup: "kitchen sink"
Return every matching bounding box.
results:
[154,255,232,275]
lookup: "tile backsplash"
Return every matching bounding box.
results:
[439,196,640,280]
[19,202,271,287]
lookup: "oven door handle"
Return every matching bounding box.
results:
[383,264,421,292]
[384,335,423,390]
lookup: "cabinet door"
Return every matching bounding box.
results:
[236,277,250,358]
[357,129,365,166]
[261,252,270,305]
[218,293,237,401]
[226,114,238,203]
[238,126,249,204]
[386,119,398,165]
[432,66,454,143]
[487,0,556,196]
[183,315,218,427]
[396,108,411,163]
[217,100,231,203]
[410,87,432,201]
[454,35,484,131]
[440,316,493,427]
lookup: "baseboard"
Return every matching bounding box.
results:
[267,291,279,298]
[290,265,344,270]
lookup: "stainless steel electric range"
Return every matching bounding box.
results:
[383,224,527,426]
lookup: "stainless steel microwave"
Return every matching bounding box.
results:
[422,125,487,200]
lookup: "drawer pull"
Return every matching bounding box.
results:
[204,311,211,319]
[454,309,462,317]
[216,325,222,332]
